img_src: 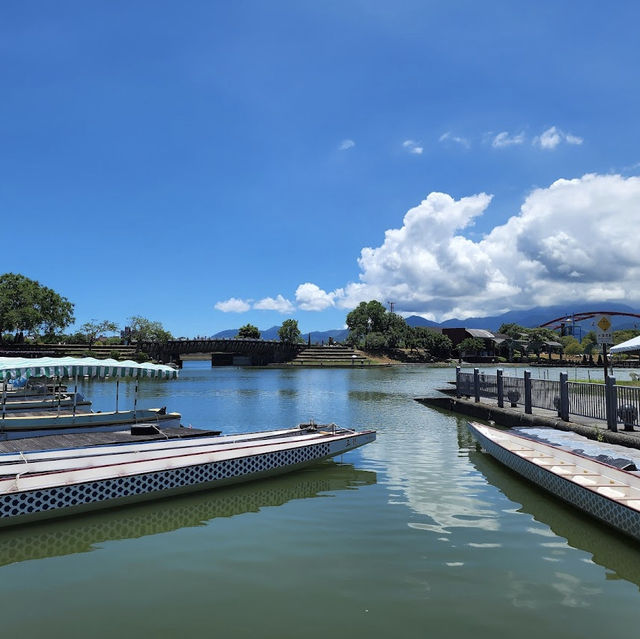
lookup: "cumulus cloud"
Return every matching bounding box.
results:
[534,126,583,150]
[295,283,335,311]
[214,297,251,313]
[402,140,423,155]
[253,295,295,313]
[339,139,355,151]
[492,131,525,148]
[298,174,640,319]
[439,132,470,148]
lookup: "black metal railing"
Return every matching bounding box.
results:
[454,367,640,431]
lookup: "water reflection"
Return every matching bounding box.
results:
[0,462,375,568]
[469,448,640,589]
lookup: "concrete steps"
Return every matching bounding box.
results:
[290,346,371,366]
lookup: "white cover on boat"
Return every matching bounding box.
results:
[0,356,178,380]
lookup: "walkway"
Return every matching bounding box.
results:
[416,389,640,450]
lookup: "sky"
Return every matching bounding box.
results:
[2,1,640,337]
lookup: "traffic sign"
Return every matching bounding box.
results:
[596,315,613,345]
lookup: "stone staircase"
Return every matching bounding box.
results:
[289,345,371,366]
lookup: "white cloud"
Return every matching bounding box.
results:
[402,139,423,155]
[254,295,295,313]
[439,132,470,148]
[534,126,583,150]
[339,139,355,151]
[298,174,640,319]
[214,297,251,313]
[492,131,525,148]
[295,283,335,311]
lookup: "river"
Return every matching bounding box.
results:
[0,361,639,637]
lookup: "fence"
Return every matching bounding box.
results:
[456,367,640,432]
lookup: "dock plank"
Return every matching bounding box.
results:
[0,427,221,453]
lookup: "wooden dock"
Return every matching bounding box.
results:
[0,427,222,454]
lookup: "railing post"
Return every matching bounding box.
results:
[455,366,461,398]
[606,376,618,432]
[559,372,569,421]
[497,369,504,408]
[474,368,480,403]
[524,370,532,414]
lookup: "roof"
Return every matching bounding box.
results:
[610,335,640,354]
[466,329,495,339]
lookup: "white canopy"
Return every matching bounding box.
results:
[0,356,178,381]
[610,335,640,354]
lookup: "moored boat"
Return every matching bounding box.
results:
[468,421,640,541]
[0,356,180,438]
[0,422,376,527]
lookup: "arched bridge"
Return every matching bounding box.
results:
[140,339,306,366]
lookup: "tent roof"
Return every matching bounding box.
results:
[0,356,178,381]
[610,335,640,354]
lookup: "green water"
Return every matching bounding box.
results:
[1,362,640,637]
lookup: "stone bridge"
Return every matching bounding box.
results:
[140,339,305,366]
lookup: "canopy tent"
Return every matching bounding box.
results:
[610,336,640,354]
[0,356,178,381]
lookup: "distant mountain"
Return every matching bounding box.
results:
[406,302,640,332]
[211,326,348,342]
[212,303,640,343]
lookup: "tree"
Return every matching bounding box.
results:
[563,337,584,356]
[80,320,119,350]
[0,273,74,341]
[128,316,173,344]
[384,312,409,348]
[346,300,388,345]
[498,323,526,339]
[456,337,485,357]
[278,319,302,344]
[408,327,452,359]
[364,331,386,352]
[237,324,261,339]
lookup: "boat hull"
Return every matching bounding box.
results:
[468,422,640,542]
[0,429,375,527]
[0,409,181,439]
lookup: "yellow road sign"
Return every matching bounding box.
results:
[597,315,611,332]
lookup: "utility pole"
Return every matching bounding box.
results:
[387,301,395,314]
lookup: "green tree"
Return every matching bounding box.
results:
[278,319,302,344]
[0,273,74,340]
[563,337,584,356]
[409,327,452,359]
[525,328,549,360]
[128,316,173,344]
[237,324,261,339]
[80,320,119,350]
[364,331,386,351]
[498,323,526,339]
[456,337,485,357]
[346,300,388,346]
[384,312,409,348]
[614,329,640,344]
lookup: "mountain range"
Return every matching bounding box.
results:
[213,303,640,342]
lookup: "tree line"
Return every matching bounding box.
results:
[0,273,172,348]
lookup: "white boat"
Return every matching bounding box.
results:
[0,356,179,438]
[468,421,640,541]
[0,393,91,412]
[0,408,182,439]
[0,423,376,527]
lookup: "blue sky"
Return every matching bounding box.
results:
[2,1,640,336]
